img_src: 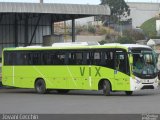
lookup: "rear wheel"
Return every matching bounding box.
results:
[102,80,111,96]
[125,91,133,96]
[35,79,46,94]
[57,90,70,94]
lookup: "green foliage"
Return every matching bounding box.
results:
[88,25,96,34]
[76,25,92,35]
[99,27,107,35]
[123,29,146,41]
[101,0,130,23]
[99,40,108,45]
[140,17,157,38]
[117,36,134,44]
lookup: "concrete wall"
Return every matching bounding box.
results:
[127,2,160,28]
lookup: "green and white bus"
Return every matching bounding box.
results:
[2,43,159,95]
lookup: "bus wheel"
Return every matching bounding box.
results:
[125,91,133,96]
[57,90,70,94]
[35,79,46,94]
[102,80,111,96]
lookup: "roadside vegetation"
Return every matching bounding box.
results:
[140,17,158,39]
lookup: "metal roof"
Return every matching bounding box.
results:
[0,2,110,15]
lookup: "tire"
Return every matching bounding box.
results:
[125,91,133,96]
[102,80,111,96]
[35,79,46,94]
[0,81,2,87]
[57,90,70,94]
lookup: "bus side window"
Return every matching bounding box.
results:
[105,51,114,69]
[87,52,93,65]
[93,52,101,65]
[68,52,83,65]
[82,52,87,65]
[76,53,83,64]
[19,52,30,65]
[42,52,51,65]
[57,54,65,65]
[4,51,15,65]
[100,52,106,66]
[29,52,41,65]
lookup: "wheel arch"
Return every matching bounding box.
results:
[34,77,45,87]
[98,78,112,91]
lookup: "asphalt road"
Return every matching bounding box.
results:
[0,88,160,114]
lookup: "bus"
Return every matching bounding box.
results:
[2,43,159,96]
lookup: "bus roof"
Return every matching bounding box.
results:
[103,44,151,49]
[3,43,152,51]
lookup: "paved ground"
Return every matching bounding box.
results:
[0,88,160,114]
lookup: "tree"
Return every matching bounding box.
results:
[101,0,130,24]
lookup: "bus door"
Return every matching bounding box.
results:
[114,50,130,90]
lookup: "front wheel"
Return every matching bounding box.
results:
[102,80,111,96]
[35,79,46,94]
[125,91,133,96]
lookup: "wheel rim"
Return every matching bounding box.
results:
[37,82,43,92]
[102,81,111,96]
[103,81,107,93]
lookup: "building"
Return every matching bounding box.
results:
[0,2,110,56]
[147,39,160,50]
[127,2,160,28]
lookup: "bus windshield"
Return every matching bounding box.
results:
[132,50,158,78]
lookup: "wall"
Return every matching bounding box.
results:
[127,2,160,28]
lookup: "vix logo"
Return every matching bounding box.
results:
[80,67,101,77]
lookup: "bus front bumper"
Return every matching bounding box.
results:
[130,77,159,91]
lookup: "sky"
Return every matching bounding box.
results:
[0,0,159,4]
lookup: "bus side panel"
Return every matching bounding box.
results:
[66,66,116,90]
[114,71,131,91]
[38,66,68,89]
[2,66,14,87]
[93,66,116,90]
[2,65,130,91]
[13,66,68,89]
[13,66,40,88]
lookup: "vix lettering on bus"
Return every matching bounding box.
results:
[80,67,101,77]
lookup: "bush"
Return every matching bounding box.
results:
[88,25,96,34]
[123,29,146,41]
[76,27,83,35]
[99,27,107,35]
[99,40,108,45]
[117,36,135,44]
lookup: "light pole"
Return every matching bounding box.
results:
[40,0,43,3]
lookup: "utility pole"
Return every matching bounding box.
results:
[40,0,43,3]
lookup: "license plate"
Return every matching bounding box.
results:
[143,80,150,83]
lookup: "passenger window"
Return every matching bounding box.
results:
[68,52,83,65]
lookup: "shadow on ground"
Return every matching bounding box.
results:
[0,88,160,97]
